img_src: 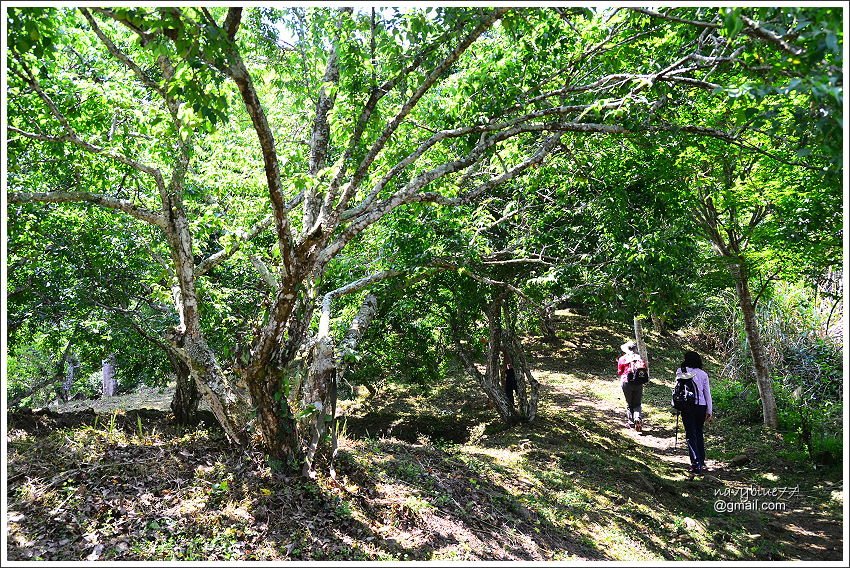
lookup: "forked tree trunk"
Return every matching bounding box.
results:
[456,345,516,425]
[453,300,514,424]
[163,183,251,445]
[503,335,539,422]
[503,303,539,422]
[730,262,779,428]
[167,340,199,425]
[454,294,539,425]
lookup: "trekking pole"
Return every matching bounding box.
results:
[674,412,679,449]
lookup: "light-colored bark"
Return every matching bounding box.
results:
[633,316,649,377]
[730,262,779,428]
[7,190,165,228]
[62,357,79,402]
[300,293,378,476]
[102,354,116,397]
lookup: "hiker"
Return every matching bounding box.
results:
[617,340,647,431]
[503,353,517,409]
[677,351,713,474]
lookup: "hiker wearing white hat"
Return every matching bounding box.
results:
[617,340,648,432]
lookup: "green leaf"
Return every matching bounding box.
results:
[722,8,744,38]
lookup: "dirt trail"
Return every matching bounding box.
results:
[530,310,843,560]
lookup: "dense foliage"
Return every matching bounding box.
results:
[5,7,843,469]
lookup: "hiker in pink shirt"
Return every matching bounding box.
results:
[617,341,647,432]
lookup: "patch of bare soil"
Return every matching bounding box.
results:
[47,383,211,415]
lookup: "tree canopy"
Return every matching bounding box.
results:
[5,6,843,469]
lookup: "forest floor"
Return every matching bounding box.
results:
[5,310,844,561]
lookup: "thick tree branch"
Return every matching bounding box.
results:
[325,130,564,265]
[740,15,803,56]
[93,8,156,45]
[320,14,474,215]
[223,54,297,279]
[632,8,803,56]
[8,190,166,228]
[250,255,279,289]
[224,8,242,41]
[340,106,622,223]
[93,300,180,358]
[8,125,164,182]
[303,9,344,235]
[318,270,403,337]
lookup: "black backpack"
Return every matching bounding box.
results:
[631,367,649,385]
[626,359,649,384]
[672,369,698,412]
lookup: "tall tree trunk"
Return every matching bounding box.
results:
[164,188,249,445]
[730,262,779,428]
[503,333,539,423]
[502,301,539,422]
[61,356,78,403]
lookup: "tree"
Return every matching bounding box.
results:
[682,146,841,429]
[7,6,840,468]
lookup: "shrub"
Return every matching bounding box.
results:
[711,377,762,425]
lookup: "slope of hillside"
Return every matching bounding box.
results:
[6,311,843,561]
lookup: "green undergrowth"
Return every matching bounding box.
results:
[6,313,843,561]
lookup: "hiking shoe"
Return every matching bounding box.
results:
[634,420,642,433]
